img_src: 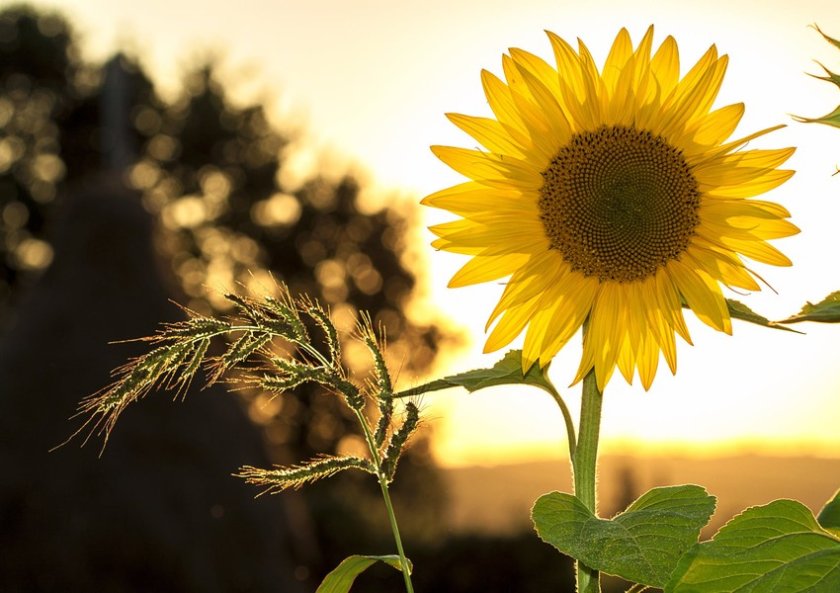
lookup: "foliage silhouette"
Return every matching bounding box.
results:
[0,3,450,590]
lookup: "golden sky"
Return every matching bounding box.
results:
[12,0,840,465]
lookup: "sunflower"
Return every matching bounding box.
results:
[423,26,797,391]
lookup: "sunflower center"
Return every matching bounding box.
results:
[539,125,700,282]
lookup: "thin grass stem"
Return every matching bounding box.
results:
[353,407,414,593]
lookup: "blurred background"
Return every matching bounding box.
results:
[0,1,838,592]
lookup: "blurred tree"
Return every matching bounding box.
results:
[133,59,452,575]
[0,5,164,323]
[0,5,76,319]
[0,3,451,588]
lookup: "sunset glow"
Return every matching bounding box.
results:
[18,0,840,466]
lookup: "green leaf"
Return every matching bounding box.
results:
[793,26,840,128]
[315,554,411,593]
[814,24,840,52]
[394,349,554,397]
[793,105,840,129]
[819,489,840,537]
[666,499,840,593]
[808,62,840,89]
[778,291,840,324]
[725,299,803,334]
[532,485,715,587]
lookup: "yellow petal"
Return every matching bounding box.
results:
[508,47,564,98]
[602,28,633,92]
[688,103,744,147]
[686,242,760,291]
[445,113,528,157]
[691,124,786,164]
[657,55,727,138]
[702,169,795,198]
[667,258,731,334]
[546,30,585,99]
[521,277,569,368]
[512,60,573,150]
[654,265,692,344]
[575,38,607,122]
[585,283,625,390]
[633,25,656,62]
[487,251,567,327]
[637,330,660,391]
[538,273,598,366]
[485,297,540,352]
[637,275,677,372]
[430,145,544,189]
[616,335,636,384]
[430,236,483,255]
[711,234,793,266]
[651,35,680,97]
[695,147,796,182]
[480,69,531,143]
[429,218,547,252]
[449,253,530,287]
[421,182,537,215]
[699,197,791,220]
[664,44,717,104]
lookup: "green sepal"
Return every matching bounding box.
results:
[814,24,840,52]
[808,62,840,88]
[532,485,715,587]
[666,499,840,592]
[792,105,840,129]
[315,554,411,593]
[794,25,840,128]
[779,291,840,323]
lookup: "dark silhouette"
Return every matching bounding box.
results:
[605,464,640,519]
[0,5,593,593]
[0,175,302,592]
[0,4,447,590]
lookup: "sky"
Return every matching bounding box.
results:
[9,0,840,466]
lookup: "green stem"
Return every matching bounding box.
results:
[354,408,414,593]
[573,339,603,592]
[543,381,577,459]
[376,473,414,593]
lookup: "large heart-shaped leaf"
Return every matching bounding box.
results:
[819,489,840,537]
[532,485,715,587]
[315,554,410,593]
[666,499,840,592]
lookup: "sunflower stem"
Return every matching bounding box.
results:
[573,339,603,592]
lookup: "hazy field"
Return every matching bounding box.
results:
[442,454,840,535]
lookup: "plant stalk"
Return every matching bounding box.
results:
[354,408,414,593]
[376,472,414,593]
[573,345,603,592]
[544,381,577,459]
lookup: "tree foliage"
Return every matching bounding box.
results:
[0,2,449,579]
